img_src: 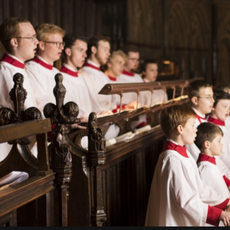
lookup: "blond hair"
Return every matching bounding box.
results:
[35,23,65,41]
[160,104,196,137]
[108,50,127,64]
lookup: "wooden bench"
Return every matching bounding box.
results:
[0,73,55,226]
[45,75,202,226]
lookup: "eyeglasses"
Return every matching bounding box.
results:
[198,96,214,101]
[16,35,37,42]
[44,41,65,48]
[128,58,140,62]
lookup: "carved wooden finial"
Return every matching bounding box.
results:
[0,73,42,126]
[44,73,80,125]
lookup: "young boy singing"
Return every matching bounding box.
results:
[145,104,230,226]
[207,90,230,170]
[195,122,230,205]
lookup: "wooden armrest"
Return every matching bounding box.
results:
[0,119,51,144]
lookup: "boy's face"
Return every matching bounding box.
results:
[143,63,158,82]
[212,99,230,121]
[181,117,197,145]
[195,87,214,115]
[41,33,64,63]
[68,39,87,68]
[125,51,140,72]
[209,134,223,156]
[107,54,125,77]
[95,40,110,66]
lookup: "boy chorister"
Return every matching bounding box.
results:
[186,80,230,178]
[26,23,65,113]
[207,90,230,170]
[195,122,230,204]
[145,104,230,226]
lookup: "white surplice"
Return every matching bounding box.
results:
[60,64,101,118]
[143,78,168,106]
[25,55,60,114]
[198,159,230,201]
[81,60,119,140]
[0,53,37,161]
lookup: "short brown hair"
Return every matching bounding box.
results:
[213,89,230,107]
[122,44,139,55]
[214,83,230,94]
[35,23,65,41]
[194,122,223,150]
[188,80,212,100]
[87,35,110,58]
[0,17,30,52]
[108,50,127,64]
[160,104,196,137]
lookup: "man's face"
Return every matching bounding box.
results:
[41,33,64,63]
[125,51,140,72]
[107,54,125,77]
[143,63,158,82]
[68,39,87,68]
[17,22,38,62]
[95,40,110,66]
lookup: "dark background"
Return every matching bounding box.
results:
[0,0,230,85]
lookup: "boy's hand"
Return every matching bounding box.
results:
[220,211,230,226]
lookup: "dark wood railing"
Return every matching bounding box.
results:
[46,77,202,226]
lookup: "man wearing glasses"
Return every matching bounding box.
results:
[0,17,39,161]
[25,23,65,113]
[118,45,148,129]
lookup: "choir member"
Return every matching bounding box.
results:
[0,17,38,160]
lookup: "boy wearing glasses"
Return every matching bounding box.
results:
[185,80,230,178]
[0,17,38,161]
[185,80,214,161]
[207,90,230,170]
[26,23,65,112]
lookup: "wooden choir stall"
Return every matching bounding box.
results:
[43,74,199,226]
[0,71,201,226]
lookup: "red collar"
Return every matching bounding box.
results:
[107,75,117,82]
[112,104,126,113]
[162,140,188,158]
[1,53,25,69]
[196,113,206,124]
[60,65,78,77]
[122,70,134,77]
[208,116,225,126]
[32,56,53,70]
[197,153,216,165]
[84,62,100,71]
